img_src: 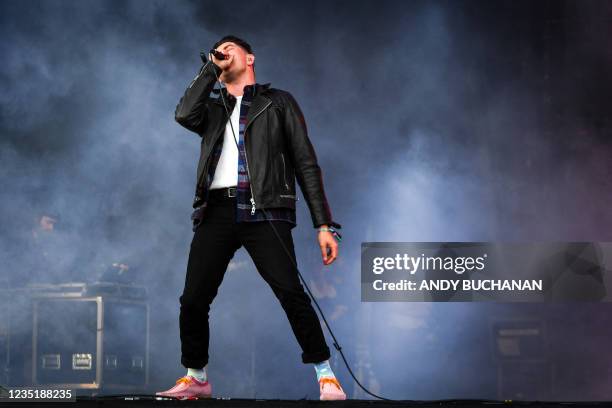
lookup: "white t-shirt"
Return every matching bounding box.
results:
[210,95,242,189]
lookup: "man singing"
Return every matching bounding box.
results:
[156,35,346,401]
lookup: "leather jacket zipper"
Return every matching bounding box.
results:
[244,100,272,214]
[280,153,289,190]
[279,153,298,200]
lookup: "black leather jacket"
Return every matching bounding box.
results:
[175,62,340,229]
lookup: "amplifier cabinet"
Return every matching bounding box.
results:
[32,295,149,391]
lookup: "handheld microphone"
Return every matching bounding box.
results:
[209,49,228,60]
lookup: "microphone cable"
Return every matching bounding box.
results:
[207,58,396,402]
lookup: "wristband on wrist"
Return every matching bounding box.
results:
[318,226,342,242]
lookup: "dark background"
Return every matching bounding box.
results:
[1,0,611,401]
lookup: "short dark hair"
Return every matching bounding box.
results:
[213,35,253,55]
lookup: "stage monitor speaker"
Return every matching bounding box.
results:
[32,293,149,391]
[492,319,551,400]
[491,319,546,361]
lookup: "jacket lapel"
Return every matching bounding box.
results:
[212,83,272,129]
[245,94,272,131]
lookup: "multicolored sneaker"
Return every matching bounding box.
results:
[319,376,347,400]
[155,375,212,400]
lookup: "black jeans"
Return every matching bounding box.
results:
[179,194,331,368]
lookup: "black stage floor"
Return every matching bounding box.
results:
[2,396,611,408]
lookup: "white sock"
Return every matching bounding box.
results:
[314,360,335,381]
[187,365,207,382]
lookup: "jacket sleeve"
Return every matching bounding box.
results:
[283,92,341,230]
[174,62,223,135]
